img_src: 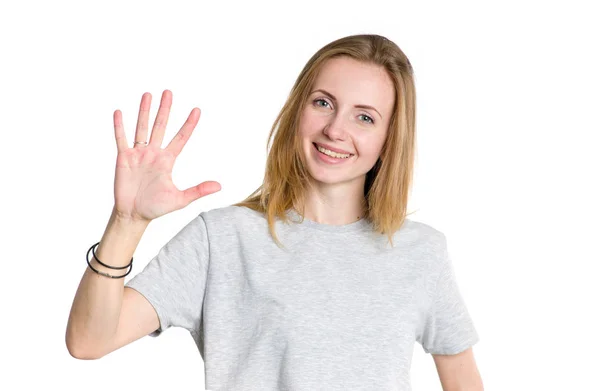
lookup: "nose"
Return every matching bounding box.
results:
[322,113,347,141]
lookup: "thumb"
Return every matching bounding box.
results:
[180,181,222,207]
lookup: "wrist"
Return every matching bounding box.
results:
[111,206,151,228]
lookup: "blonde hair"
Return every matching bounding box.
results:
[233,34,417,248]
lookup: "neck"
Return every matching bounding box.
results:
[295,179,367,225]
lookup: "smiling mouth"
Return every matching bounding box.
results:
[313,142,354,158]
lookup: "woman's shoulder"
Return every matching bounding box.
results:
[200,204,263,221]
[198,205,266,232]
[394,217,448,250]
[401,217,444,236]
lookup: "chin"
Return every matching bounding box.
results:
[307,169,364,187]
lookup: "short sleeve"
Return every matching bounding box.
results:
[417,235,479,355]
[125,213,210,338]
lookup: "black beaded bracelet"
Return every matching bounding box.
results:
[86,242,133,279]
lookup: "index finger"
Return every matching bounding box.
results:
[165,107,201,157]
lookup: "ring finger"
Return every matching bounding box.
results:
[134,92,152,148]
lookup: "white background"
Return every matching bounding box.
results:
[1,0,598,390]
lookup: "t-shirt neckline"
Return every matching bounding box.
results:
[285,208,371,233]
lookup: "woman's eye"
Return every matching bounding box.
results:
[359,114,374,124]
[314,98,330,108]
[314,98,374,124]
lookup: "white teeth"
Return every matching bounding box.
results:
[316,145,351,159]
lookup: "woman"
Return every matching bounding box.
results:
[66,34,482,390]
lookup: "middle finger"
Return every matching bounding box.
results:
[149,89,173,148]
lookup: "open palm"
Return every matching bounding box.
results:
[112,90,221,222]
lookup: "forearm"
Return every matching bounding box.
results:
[65,207,149,357]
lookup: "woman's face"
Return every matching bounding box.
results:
[298,56,395,188]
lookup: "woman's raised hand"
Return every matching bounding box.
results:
[112,90,221,223]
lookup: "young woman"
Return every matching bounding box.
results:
[66,34,483,390]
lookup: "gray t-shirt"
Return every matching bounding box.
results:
[125,205,479,390]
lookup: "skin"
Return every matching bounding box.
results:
[297,56,395,225]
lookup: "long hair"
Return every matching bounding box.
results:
[233,34,417,248]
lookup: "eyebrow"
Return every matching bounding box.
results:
[310,89,383,119]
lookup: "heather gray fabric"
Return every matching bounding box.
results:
[125,205,479,390]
